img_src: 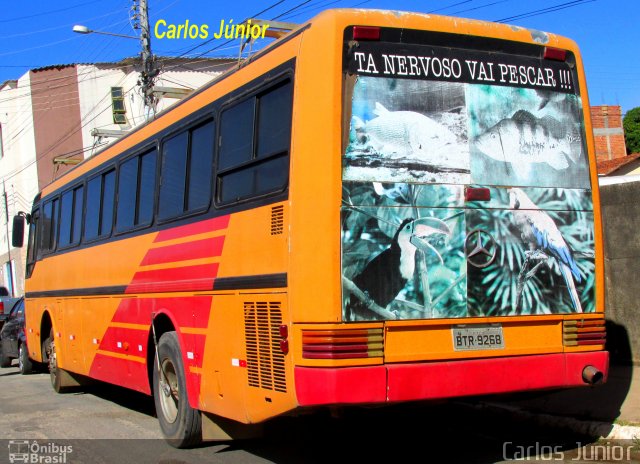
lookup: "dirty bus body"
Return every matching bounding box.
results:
[16,9,606,447]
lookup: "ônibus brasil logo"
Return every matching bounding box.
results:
[8,440,73,463]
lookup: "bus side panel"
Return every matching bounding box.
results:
[199,293,296,424]
[199,294,248,421]
[60,297,86,372]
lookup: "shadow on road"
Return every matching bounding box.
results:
[85,382,156,417]
[481,320,633,430]
[223,402,596,464]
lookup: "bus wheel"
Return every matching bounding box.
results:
[47,329,73,393]
[0,349,10,368]
[153,331,202,448]
[19,343,33,375]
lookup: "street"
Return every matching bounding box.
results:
[1,364,638,463]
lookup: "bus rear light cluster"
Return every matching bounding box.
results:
[563,319,606,346]
[302,328,383,359]
[353,26,381,41]
[543,46,567,62]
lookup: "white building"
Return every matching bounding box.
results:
[0,57,235,295]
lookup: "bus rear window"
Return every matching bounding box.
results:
[343,40,590,189]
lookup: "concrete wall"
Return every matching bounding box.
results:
[600,180,640,364]
[30,66,84,190]
[0,74,40,296]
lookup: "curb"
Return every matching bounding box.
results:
[463,401,640,440]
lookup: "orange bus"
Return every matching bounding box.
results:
[13,9,607,447]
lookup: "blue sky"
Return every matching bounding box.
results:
[1,0,638,113]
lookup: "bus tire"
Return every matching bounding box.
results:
[19,343,33,375]
[47,329,75,393]
[0,349,10,368]
[153,331,202,448]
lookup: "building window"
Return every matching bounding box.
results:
[111,87,127,124]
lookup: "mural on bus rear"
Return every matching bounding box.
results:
[342,75,595,321]
[343,78,471,185]
[342,182,467,321]
[467,85,591,188]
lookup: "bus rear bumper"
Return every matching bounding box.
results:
[294,351,609,406]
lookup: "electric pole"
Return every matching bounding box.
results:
[132,0,159,117]
[2,180,13,296]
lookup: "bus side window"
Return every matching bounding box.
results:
[59,190,73,248]
[59,184,84,249]
[26,209,39,277]
[158,120,214,221]
[84,169,116,242]
[116,149,157,232]
[216,79,292,205]
[100,170,115,237]
[84,176,101,241]
[158,132,189,221]
[40,198,59,253]
[187,121,214,211]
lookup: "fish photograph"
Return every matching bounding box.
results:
[343,77,471,184]
[341,182,467,321]
[467,85,590,188]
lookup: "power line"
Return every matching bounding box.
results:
[495,0,595,23]
[428,0,475,14]
[272,0,313,20]
[0,0,102,23]
[450,0,510,16]
[0,81,135,186]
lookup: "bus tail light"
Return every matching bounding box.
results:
[279,325,289,354]
[544,46,566,62]
[563,319,606,346]
[302,328,383,359]
[353,26,380,41]
[465,187,491,202]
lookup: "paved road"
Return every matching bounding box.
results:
[0,364,638,463]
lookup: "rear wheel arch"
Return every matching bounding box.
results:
[40,312,53,363]
[146,312,176,393]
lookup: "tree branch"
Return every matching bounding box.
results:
[342,276,397,320]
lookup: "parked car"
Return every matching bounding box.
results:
[0,298,34,374]
[0,286,21,331]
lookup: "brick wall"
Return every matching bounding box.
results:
[591,105,627,161]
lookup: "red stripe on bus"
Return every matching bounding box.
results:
[89,353,151,395]
[125,264,219,294]
[110,298,153,325]
[295,351,609,406]
[140,236,225,266]
[98,326,149,354]
[179,332,206,369]
[111,296,213,327]
[154,216,230,243]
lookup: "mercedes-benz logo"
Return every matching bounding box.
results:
[465,229,498,268]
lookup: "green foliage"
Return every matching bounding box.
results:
[623,107,640,154]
